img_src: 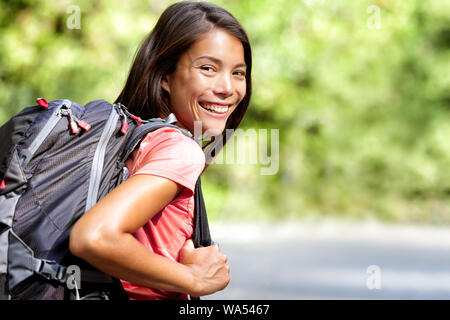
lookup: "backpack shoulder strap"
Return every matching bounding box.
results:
[190,178,212,300]
[193,177,212,248]
[120,113,188,163]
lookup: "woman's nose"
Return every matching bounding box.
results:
[213,73,233,98]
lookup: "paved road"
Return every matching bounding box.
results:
[203,219,450,300]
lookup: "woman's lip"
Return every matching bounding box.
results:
[198,102,230,118]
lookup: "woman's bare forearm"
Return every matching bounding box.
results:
[70,229,196,295]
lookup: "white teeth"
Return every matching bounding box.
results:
[200,103,228,113]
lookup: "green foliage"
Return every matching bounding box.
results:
[1,0,449,224]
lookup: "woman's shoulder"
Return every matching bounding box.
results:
[140,126,202,153]
[142,126,192,143]
[132,126,205,169]
[126,126,205,193]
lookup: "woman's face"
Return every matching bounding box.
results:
[161,27,247,136]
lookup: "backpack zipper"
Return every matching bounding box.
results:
[19,100,71,167]
[85,104,120,212]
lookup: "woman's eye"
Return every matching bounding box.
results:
[234,70,246,77]
[200,66,215,73]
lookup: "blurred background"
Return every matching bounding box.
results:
[1,0,449,299]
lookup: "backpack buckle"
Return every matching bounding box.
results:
[36,259,68,284]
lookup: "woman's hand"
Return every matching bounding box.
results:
[181,239,230,297]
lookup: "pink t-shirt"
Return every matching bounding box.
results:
[120,126,205,300]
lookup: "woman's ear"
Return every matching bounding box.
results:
[161,75,170,94]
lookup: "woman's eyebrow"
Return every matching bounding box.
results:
[193,55,246,68]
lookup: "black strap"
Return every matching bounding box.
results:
[190,177,213,301]
[193,177,212,248]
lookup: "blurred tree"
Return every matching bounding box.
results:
[1,0,449,224]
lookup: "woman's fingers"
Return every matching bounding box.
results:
[181,238,195,255]
[180,239,230,296]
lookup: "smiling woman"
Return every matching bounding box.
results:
[161,27,247,135]
[69,1,252,300]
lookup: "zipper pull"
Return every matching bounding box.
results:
[122,107,143,124]
[115,104,128,135]
[67,109,80,134]
[36,97,49,109]
[121,119,128,135]
[77,120,91,131]
[129,114,142,124]
[63,107,91,132]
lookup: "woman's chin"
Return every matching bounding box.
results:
[195,116,226,137]
[201,126,224,137]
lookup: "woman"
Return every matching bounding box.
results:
[69,1,252,300]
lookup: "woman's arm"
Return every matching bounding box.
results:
[69,174,229,296]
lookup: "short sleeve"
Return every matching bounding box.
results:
[126,127,205,196]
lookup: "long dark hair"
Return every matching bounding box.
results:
[115,1,252,165]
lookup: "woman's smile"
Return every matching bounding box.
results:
[198,100,233,118]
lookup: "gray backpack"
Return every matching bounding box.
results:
[0,98,211,300]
